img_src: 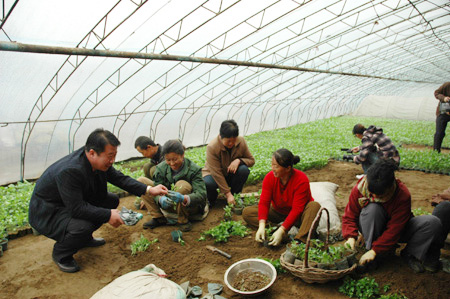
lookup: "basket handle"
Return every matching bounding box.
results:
[303,206,329,268]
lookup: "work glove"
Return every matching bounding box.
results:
[158,195,173,210]
[345,237,356,251]
[167,190,185,203]
[268,226,285,246]
[255,222,266,243]
[359,249,376,265]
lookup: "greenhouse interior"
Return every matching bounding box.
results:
[1,0,450,298]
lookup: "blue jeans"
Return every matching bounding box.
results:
[203,164,250,205]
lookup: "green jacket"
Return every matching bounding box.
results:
[153,158,206,206]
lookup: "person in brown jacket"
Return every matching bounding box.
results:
[202,120,255,206]
[433,82,450,153]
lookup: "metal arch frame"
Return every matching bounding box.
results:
[4,0,450,180]
[113,0,306,140]
[68,0,241,149]
[172,0,442,142]
[199,0,448,138]
[18,0,149,180]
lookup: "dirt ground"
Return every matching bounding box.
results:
[1,160,450,299]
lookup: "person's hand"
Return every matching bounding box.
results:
[227,159,241,174]
[226,192,236,205]
[268,226,285,246]
[167,190,184,203]
[351,146,359,153]
[345,237,356,251]
[108,209,124,228]
[158,195,173,210]
[147,184,168,196]
[431,194,444,206]
[359,249,376,265]
[444,96,450,103]
[255,221,266,243]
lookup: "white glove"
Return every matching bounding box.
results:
[268,226,285,246]
[255,221,266,243]
[345,237,356,251]
[359,249,376,265]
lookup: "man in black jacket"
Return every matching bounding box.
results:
[29,129,168,273]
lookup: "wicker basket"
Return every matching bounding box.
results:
[280,207,357,283]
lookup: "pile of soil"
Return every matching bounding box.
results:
[231,269,270,292]
[1,160,449,298]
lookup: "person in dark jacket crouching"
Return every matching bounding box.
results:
[28,128,168,273]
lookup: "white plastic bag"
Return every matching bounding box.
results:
[90,264,186,299]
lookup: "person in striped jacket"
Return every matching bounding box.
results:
[351,124,400,175]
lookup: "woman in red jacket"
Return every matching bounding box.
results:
[242,148,321,246]
[342,159,443,273]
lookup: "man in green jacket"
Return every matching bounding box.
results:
[141,139,207,232]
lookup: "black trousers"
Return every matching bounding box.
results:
[433,113,450,152]
[52,192,119,262]
[203,164,250,205]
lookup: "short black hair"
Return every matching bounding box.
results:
[366,159,398,195]
[219,119,239,138]
[85,128,120,154]
[134,136,155,149]
[162,139,185,156]
[273,148,300,168]
[352,124,366,135]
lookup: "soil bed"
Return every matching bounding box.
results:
[1,161,449,299]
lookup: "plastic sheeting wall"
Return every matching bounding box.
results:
[1,0,449,185]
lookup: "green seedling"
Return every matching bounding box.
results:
[198,220,249,243]
[258,257,286,273]
[130,234,158,256]
[223,204,233,220]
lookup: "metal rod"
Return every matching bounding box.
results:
[0,0,19,30]
[0,41,436,83]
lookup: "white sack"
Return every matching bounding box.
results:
[90,264,186,299]
[309,182,341,238]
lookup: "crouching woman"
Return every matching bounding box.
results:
[342,159,443,273]
[141,139,208,232]
[242,148,321,246]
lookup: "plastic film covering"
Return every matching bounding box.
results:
[0,0,449,184]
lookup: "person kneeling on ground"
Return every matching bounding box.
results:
[351,124,399,177]
[430,187,450,273]
[342,159,443,273]
[202,119,255,206]
[141,139,208,232]
[29,129,168,273]
[242,148,321,246]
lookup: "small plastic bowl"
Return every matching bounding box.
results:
[224,258,277,296]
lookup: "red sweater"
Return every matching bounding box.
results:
[342,179,412,254]
[258,169,314,230]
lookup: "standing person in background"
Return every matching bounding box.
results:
[202,119,255,206]
[433,82,450,153]
[242,148,321,246]
[134,136,163,179]
[351,124,400,178]
[342,159,443,273]
[29,129,168,273]
[141,139,208,232]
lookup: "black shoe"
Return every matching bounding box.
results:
[52,256,80,273]
[401,251,424,273]
[178,221,192,232]
[423,259,441,273]
[143,217,167,229]
[85,237,106,248]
